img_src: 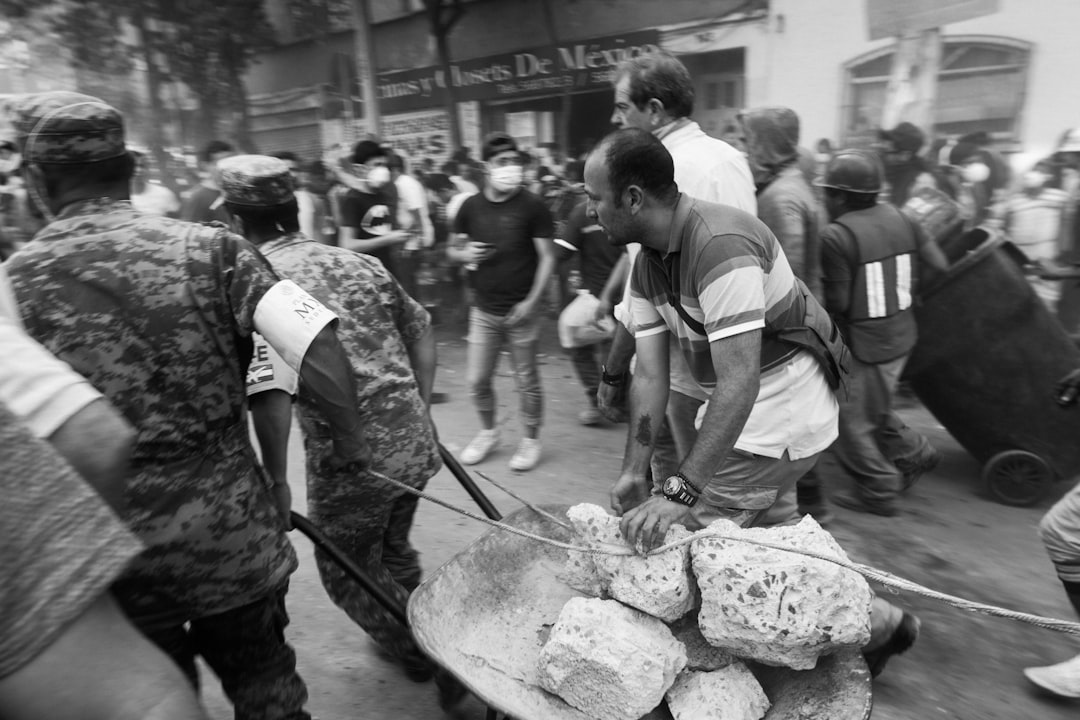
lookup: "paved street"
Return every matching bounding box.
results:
[202,315,1080,720]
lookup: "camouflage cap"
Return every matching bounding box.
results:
[7,91,126,165]
[218,154,296,207]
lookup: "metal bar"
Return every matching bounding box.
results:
[290,511,409,626]
[439,442,503,521]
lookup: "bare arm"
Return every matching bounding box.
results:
[675,331,760,488]
[610,330,669,514]
[0,593,207,720]
[340,231,409,254]
[47,397,135,514]
[620,330,760,552]
[505,236,557,326]
[594,253,629,321]
[249,389,293,529]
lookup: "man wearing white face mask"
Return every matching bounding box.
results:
[336,140,410,282]
[949,142,995,230]
[448,132,557,472]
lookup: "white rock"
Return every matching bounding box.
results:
[669,615,737,671]
[666,664,771,720]
[537,597,688,720]
[691,515,873,670]
[564,503,696,622]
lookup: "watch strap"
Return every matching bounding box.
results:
[600,365,627,386]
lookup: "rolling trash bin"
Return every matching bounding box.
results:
[902,225,1080,505]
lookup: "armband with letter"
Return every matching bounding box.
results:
[252,280,338,370]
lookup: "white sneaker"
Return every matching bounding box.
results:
[460,429,499,465]
[509,438,542,471]
[1024,653,1080,698]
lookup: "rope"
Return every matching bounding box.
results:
[374,469,1080,637]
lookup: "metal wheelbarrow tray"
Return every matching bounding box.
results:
[407,504,872,720]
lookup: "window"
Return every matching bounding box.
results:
[842,36,1031,146]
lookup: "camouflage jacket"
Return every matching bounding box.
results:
[5,197,297,617]
[254,232,440,510]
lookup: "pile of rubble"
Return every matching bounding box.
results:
[537,503,873,720]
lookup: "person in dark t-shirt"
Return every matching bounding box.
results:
[333,140,409,282]
[448,132,556,472]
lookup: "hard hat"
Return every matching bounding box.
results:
[1059,127,1080,153]
[815,149,883,193]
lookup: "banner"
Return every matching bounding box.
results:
[381,109,451,168]
[377,30,660,114]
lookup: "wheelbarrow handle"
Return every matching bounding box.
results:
[439,442,502,521]
[290,511,410,626]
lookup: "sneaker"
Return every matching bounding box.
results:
[1024,654,1080,698]
[460,429,499,465]
[832,492,898,517]
[509,438,542,471]
[863,611,920,678]
[578,406,603,426]
[897,447,942,493]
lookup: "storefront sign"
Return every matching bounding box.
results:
[866,0,999,40]
[376,30,659,114]
[381,109,451,167]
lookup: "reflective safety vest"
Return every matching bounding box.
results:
[832,204,919,363]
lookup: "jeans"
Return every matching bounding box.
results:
[466,307,543,432]
[568,340,610,404]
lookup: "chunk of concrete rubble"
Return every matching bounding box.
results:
[537,597,688,720]
[666,664,770,720]
[669,614,737,671]
[691,515,872,670]
[562,503,696,622]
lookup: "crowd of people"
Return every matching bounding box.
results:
[5,47,1080,720]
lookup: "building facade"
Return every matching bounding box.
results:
[245,0,1080,171]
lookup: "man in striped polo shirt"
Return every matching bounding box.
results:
[585,128,919,678]
[586,128,837,541]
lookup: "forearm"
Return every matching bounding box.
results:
[341,232,405,253]
[445,233,470,264]
[249,390,292,486]
[523,252,556,306]
[406,325,438,405]
[599,254,629,305]
[676,343,759,490]
[604,322,636,373]
[47,398,135,514]
[620,341,669,477]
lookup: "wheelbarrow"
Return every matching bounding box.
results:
[295,445,873,719]
[903,227,1080,505]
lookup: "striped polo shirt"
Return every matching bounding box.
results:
[630,195,837,459]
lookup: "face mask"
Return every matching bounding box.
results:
[1021,171,1047,190]
[962,162,991,184]
[366,165,391,188]
[489,164,523,192]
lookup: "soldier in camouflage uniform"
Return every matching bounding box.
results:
[4,91,372,720]
[221,155,466,709]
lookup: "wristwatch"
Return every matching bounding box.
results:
[662,472,700,507]
[601,365,627,386]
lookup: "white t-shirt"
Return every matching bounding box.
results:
[395,173,434,250]
[130,182,181,217]
[0,266,102,437]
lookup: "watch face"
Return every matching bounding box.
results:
[663,475,681,496]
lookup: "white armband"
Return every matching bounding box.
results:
[246,332,299,397]
[253,280,338,371]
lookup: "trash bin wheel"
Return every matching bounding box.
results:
[982,450,1053,506]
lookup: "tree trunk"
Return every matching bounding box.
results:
[351,0,380,139]
[427,0,464,153]
[133,9,180,196]
[223,34,255,152]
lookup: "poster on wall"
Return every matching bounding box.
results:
[458,101,481,161]
[381,109,451,170]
